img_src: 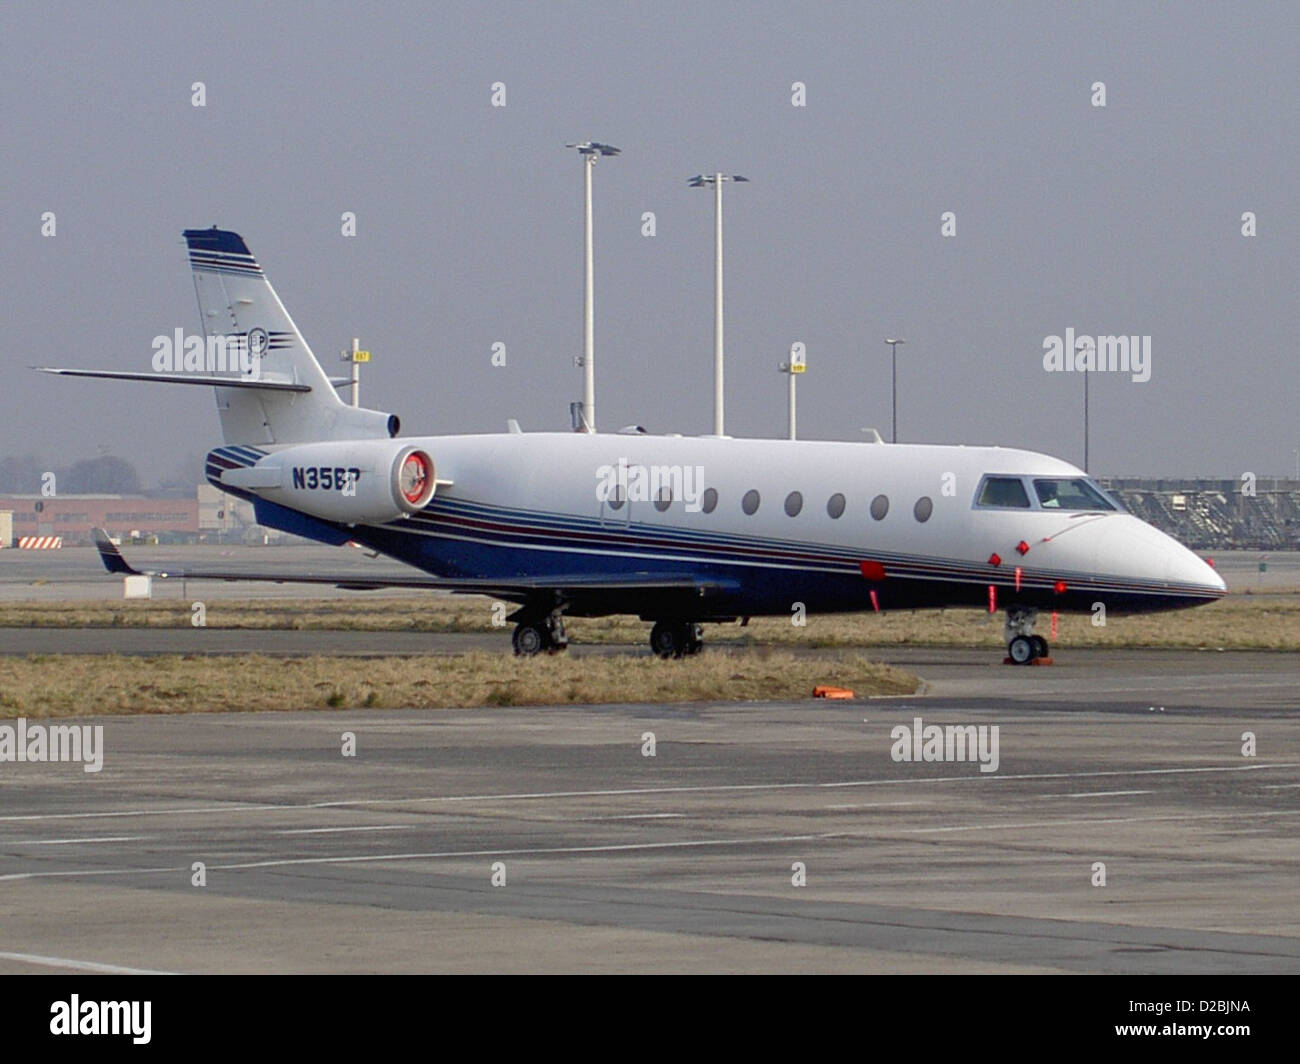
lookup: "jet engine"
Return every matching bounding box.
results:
[219,439,437,525]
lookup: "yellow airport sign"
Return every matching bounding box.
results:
[351,350,371,363]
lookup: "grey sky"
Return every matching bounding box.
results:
[4,1,1297,485]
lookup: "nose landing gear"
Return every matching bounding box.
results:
[1004,607,1052,665]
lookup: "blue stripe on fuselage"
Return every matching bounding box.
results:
[228,481,1220,614]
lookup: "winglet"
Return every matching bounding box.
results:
[92,527,138,575]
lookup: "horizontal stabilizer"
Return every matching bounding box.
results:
[39,368,311,393]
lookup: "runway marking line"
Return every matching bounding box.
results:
[0,762,1295,825]
[583,813,686,821]
[0,950,174,975]
[1044,790,1152,799]
[5,808,1300,883]
[850,808,1300,835]
[275,825,411,836]
[0,834,825,881]
[9,836,146,846]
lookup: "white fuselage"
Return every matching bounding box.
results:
[246,431,1224,618]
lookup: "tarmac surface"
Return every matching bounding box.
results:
[0,645,1296,973]
[1,544,1296,972]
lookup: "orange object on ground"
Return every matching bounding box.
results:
[813,685,855,699]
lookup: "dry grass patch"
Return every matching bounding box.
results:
[0,650,918,719]
[3,592,1299,649]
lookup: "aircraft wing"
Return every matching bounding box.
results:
[92,529,737,604]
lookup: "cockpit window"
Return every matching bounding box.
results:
[1032,478,1117,511]
[977,476,1031,508]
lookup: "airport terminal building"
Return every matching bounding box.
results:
[0,485,258,546]
[0,494,198,545]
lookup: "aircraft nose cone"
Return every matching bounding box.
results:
[1089,516,1225,597]
[1164,539,1227,594]
[1128,517,1226,595]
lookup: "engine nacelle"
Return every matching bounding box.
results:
[225,439,436,525]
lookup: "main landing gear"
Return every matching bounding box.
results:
[511,611,569,656]
[510,610,707,659]
[649,620,704,659]
[1004,606,1050,665]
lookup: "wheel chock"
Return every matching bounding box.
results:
[813,685,856,699]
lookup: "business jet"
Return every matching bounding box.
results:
[43,228,1226,662]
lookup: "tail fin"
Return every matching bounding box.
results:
[183,228,396,445]
[92,527,137,574]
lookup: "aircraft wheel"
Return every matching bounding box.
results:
[512,621,551,656]
[650,621,687,659]
[1030,635,1049,659]
[1008,635,1035,665]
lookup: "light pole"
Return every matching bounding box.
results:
[565,141,620,433]
[778,345,806,440]
[689,172,748,436]
[339,338,370,407]
[1076,338,1094,472]
[885,338,905,443]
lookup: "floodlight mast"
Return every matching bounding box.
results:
[689,173,748,436]
[778,351,805,440]
[1076,338,1094,472]
[565,141,620,432]
[885,338,906,443]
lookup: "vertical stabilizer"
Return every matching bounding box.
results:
[183,228,395,444]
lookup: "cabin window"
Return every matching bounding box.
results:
[826,493,846,519]
[870,494,889,520]
[654,488,672,512]
[976,476,1031,508]
[742,489,761,515]
[1032,478,1117,511]
[701,487,718,514]
[608,487,625,510]
[914,496,933,522]
[784,491,803,517]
